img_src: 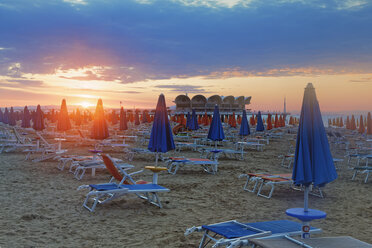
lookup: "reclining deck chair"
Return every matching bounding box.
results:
[185,219,322,248]
[249,235,372,248]
[78,154,170,212]
[166,157,218,175]
[239,173,323,199]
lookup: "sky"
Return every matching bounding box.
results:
[0,0,371,113]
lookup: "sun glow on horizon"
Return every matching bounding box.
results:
[76,101,95,108]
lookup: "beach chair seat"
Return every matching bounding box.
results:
[78,154,169,212]
[238,173,273,192]
[249,235,372,248]
[257,174,293,199]
[185,219,322,248]
[166,157,218,175]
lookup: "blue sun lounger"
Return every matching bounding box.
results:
[185,220,322,248]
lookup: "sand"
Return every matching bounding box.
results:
[0,127,371,247]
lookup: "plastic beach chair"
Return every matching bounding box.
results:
[166,157,219,175]
[249,235,372,248]
[185,219,322,248]
[77,154,170,212]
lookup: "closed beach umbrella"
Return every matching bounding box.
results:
[33,105,45,131]
[189,109,199,130]
[148,94,175,165]
[366,112,372,135]
[230,112,237,128]
[359,115,365,134]
[57,99,71,132]
[91,99,109,140]
[111,110,118,125]
[267,114,273,130]
[119,107,128,131]
[287,83,337,238]
[208,105,225,148]
[134,110,140,126]
[256,111,265,131]
[274,114,279,128]
[3,107,9,124]
[21,106,31,128]
[239,109,250,137]
[350,115,356,130]
[75,108,82,126]
[0,108,3,123]
[186,112,191,129]
[8,107,16,126]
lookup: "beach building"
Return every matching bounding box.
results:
[173,94,251,114]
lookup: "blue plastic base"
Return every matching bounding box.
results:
[286,208,326,222]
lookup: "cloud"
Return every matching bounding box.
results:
[155,84,211,93]
[7,79,44,86]
[0,0,372,84]
[349,77,372,83]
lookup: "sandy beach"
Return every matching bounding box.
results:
[0,126,371,248]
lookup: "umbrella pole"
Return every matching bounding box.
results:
[302,186,310,239]
[155,152,158,167]
[304,186,309,212]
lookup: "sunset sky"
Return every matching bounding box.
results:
[0,0,371,113]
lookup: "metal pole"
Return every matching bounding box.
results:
[304,186,309,212]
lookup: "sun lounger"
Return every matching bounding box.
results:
[166,157,218,174]
[236,141,265,152]
[239,173,323,199]
[25,132,67,162]
[249,235,372,248]
[77,154,170,212]
[185,219,322,248]
[351,154,372,183]
[199,147,246,161]
[124,147,164,161]
[70,157,130,180]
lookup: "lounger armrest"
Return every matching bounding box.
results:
[238,174,248,178]
[77,185,90,190]
[185,226,203,236]
[129,170,144,176]
[144,166,168,173]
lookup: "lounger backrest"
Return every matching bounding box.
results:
[101,154,133,185]
[78,130,85,138]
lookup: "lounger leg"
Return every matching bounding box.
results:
[199,230,209,248]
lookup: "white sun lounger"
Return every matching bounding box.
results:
[78,154,169,212]
[185,219,322,248]
[166,157,218,174]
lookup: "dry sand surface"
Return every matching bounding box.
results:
[0,128,371,247]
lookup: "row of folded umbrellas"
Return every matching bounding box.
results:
[328,114,372,134]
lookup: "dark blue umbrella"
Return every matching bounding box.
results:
[91,99,109,140]
[186,112,191,129]
[21,106,31,128]
[0,108,3,123]
[119,107,128,131]
[33,105,45,131]
[3,107,9,124]
[239,109,250,136]
[256,111,265,131]
[189,109,199,130]
[148,94,175,165]
[208,105,225,149]
[286,83,337,239]
[8,107,16,126]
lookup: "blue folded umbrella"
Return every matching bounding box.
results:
[292,83,337,187]
[189,109,199,130]
[148,94,175,153]
[208,105,225,141]
[256,111,265,132]
[239,109,250,136]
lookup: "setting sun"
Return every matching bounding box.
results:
[78,101,94,108]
